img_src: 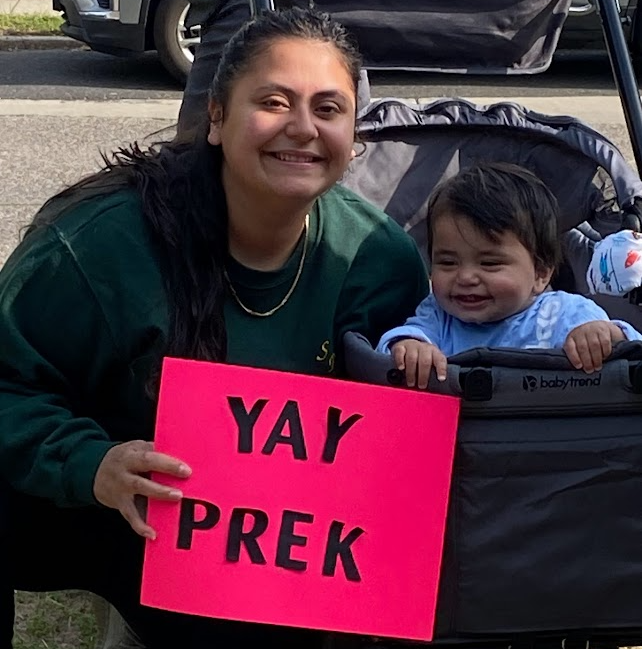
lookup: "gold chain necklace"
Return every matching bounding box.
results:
[223,214,309,318]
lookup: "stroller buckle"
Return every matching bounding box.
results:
[460,368,493,401]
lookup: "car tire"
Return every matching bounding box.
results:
[154,0,200,85]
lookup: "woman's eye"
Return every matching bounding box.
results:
[263,98,289,109]
[316,104,341,117]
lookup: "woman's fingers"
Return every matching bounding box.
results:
[120,497,157,540]
[123,443,192,479]
[111,475,182,541]
[94,440,192,538]
[126,473,184,501]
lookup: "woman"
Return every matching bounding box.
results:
[0,7,427,649]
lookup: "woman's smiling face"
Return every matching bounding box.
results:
[208,37,357,209]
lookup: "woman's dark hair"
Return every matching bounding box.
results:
[27,128,228,380]
[426,162,562,272]
[25,7,361,391]
[210,6,362,110]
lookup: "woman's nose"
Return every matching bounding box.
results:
[285,107,318,141]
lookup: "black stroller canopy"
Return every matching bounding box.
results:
[345,98,642,252]
[289,0,573,74]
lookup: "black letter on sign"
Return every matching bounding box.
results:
[177,498,221,550]
[262,400,307,460]
[275,510,314,571]
[322,407,363,463]
[226,508,269,565]
[227,396,269,453]
[322,521,365,582]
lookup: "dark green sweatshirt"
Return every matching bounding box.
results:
[0,185,427,508]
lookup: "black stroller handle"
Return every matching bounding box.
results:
[344,331,642,415]
[596,0,642,175]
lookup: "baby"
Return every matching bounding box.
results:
[376,162,642,388]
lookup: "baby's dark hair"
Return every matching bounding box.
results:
[426,162,562,272]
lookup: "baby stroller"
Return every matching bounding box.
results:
[342,95,642,649]
[255,0,642,647]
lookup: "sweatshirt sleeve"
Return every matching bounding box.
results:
[553,293,642,345]
[334,226,429,353]
[0,226,121,507]
[612,320,642,341]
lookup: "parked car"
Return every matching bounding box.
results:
[563,0,639,49]
[53,0,199,83]
[53,0,640,84]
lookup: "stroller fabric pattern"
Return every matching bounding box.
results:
[587,229,642,296]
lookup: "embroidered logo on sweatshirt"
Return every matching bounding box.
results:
[531,295,562,349]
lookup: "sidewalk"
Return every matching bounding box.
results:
[0,0,57,15]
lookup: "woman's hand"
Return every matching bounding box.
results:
[93,440,192,540]
[391,338,448,389]
[563,320,625,373]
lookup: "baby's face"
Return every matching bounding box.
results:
[430,213,553,324]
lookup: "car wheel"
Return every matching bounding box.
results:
[154,0,201,85]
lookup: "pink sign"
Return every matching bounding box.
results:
[141,358,460,641]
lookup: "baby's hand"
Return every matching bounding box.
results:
[563,321,625,373]
[390,338,448,388]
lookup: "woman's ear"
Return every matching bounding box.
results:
[207,101,224,146]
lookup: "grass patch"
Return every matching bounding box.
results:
[12,592,642,649]
[14,591,99,649]
[0,13,63,36]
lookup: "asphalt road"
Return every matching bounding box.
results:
[0,47,627,101]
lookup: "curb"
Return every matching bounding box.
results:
[0,34,85,51]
